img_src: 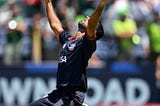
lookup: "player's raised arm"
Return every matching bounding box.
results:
[87,0,110,38]
[44,0,63,39]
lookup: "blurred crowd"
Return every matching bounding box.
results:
[0,0,160,71]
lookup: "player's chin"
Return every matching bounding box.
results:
[78,22,87,30]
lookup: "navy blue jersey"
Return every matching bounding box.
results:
[56,31,96,92]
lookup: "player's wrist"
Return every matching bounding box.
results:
[44,0,51,5]
[100,0,110,6]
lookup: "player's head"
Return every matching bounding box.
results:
[78,16,89,31]
[10,3,20,16]
[78,17,104,40]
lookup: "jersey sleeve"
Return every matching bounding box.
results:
[59,31,71,45]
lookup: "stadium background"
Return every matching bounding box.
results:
[0,0,160,106]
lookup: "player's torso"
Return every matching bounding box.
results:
[58,36,84,70]
[57,36,86,86]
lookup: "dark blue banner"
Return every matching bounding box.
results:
[0,65,159,106]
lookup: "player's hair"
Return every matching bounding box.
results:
[96,21,104,40]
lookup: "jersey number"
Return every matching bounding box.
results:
[59,56,67,63]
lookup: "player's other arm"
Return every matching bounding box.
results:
[87,0,110,38]
[156,56,160,80]
[44,0,63,39]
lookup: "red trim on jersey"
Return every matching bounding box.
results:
[86,31,96,40]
